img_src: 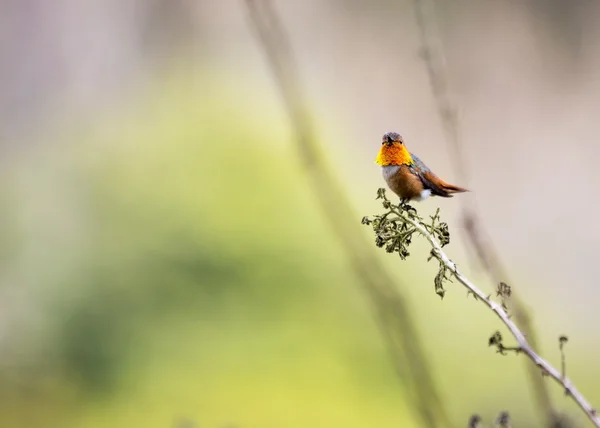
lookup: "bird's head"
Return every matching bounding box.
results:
[376,132,413,166]
[382,132,403,146]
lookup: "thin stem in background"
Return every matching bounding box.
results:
[411,0,561,425]
[244,1,452,427]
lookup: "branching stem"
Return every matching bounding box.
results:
[375,198,600,427]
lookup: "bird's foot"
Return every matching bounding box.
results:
[399,198,416,214]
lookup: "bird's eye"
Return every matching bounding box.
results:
[382,132,401,145]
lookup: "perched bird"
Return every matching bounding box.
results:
[375,131,468,202]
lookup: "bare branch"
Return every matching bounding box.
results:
[366,193,600,427]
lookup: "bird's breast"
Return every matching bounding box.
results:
[381,164,425,200]
[381,165,401,182]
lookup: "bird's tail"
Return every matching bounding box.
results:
[439,181,469,197]
[441,182,468,194]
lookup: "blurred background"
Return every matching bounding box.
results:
[1,1,600,427]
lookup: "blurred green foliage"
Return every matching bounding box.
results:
[0,72,418,428]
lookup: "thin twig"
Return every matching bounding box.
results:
[385,203,600,428]
[411,0,560,424]
[495,411,511,428]
[560,336,569,381]
[468,414,482,428]
[244,1,451,426]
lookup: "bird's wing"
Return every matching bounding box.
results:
[410,154,431,173]
[410,154,453,197]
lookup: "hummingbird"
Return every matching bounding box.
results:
[375,132,467,202]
